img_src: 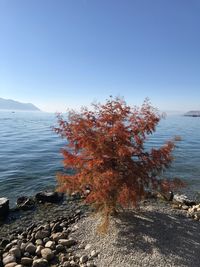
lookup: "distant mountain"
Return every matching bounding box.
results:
[0,98,40,111]
[184,111,200,117]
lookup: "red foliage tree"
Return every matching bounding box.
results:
[55,97,183,228]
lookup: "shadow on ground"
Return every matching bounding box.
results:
[115,205,200,266]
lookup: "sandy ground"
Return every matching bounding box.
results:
[70,200,200,267]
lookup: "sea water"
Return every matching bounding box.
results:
[0,111,200,205]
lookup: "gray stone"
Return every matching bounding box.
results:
[25,243,36,255]
[36,245,44,256]
[55,244,65,253]
[51,232,68,242]
[9,248,21,259]
[173,194,196,206]
[0,197,9,219]
[4,263,17,267]
[21,257,33,266]
[45,241,55,250]
[90,250,98,258]
[52,222,63,233]
[41,248,54,261]
[35,239,43,246]
[58,239,76,247]
[62,262,71,267]
[16,196,35,210]
[20,242,27,252]
[35,191,63,203]
[35,230,50,240]
[80,255,88,264]
[85,244,92,250]
[3,254,16,265]
[43,237,49,244]
[86,263,96,267]
[32,259,48,267]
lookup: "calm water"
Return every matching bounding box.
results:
[0,111,200,206]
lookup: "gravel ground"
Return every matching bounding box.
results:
[0,198,87,240]
[70,200,200,267]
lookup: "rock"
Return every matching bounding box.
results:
[69,260,78,266]
[1,239,10,248]
[3,254,16,265]
[21,257,33,266]
[43,238,50,244]
[36,245,44,256]
[5,243,13,251]
[45,241,55,250]
[173,194,196,206]
[15,265,23,267]
[51,222,63,233]
[32,259,48,267]
[85,244,92,250]
[58,239,76,247]
[41,248,54,261]
[20,243,27,253]
[24,252,31,258]
[0,197,9,219]
[55,244,65,253]
[9,248,21,259]
[35,239,43,246]
[51,232,68,242]
[71,191,81,200]
[63,262,71,267]
[25,243,36,255]
[86,263,96,267]
[172,203,181,209]
[79,255,88,264]
[90,250,98,258]
[181,205,189,210]
[4,263,17,267]
[16,196,35,210]
[35,191,63,203]
[35,230,50,240]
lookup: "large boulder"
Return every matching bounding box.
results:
[35,191,63,203]
[16,196,35,210]
[0,198,9,219]
[173,194,196,206]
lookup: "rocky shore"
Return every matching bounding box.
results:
[1,191,200,267]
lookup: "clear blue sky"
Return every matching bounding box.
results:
[0,0,200,112]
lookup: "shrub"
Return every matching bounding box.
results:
[55,97,183,230]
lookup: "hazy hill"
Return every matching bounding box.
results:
[0,98,40,111]
[184,111,200,117]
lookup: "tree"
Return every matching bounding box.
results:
[55,97,183,230]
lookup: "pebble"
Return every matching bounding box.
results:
[21,257,33,266]
[45,241,55,250]
[90,250,98,258]
[55,244,65,253]
[3,254,16,265]
[9,248,21,259]
[51,232,68,242]
[58,239,76,247]
[35,239,43,246]
[80,255,88,264]
[41,248,54,261]
[62,262,71,267]
[35,230,50,240]
[84,244,92,250]
[36,245,44,256]
[32,259,48,267]
[25,243,36,254]
[43,238,49,244]
[4,263,17,267]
